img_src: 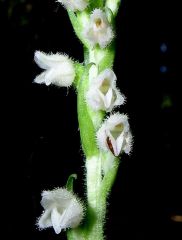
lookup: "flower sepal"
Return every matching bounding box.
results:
[105,0,121,17]
[66,174,77,192]
[105,6,115,25]
[57,0,89,12]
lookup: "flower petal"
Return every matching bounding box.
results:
[58,199,83,229]
[45,63,75,87]
[34,51,68,70]
[104,87,114,108]
[38,209,52,229]
[41,188,72,210]
[98,27,114,48]
[97,87,113,110]
[114,88,125,106]
[34,71,52,86]
[51,208,62,234]
[96,123,108,151]
[115,132,125,156]
[101,69,116,86]
[123,131,133,154]
[86,87,102,111]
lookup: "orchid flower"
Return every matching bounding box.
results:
[34,51,75,87]
[86,68,125,112]
[97,113,133,156]
[38,188,83,234]
[83,9,114,48]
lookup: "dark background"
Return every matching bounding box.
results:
[1,0,181,239]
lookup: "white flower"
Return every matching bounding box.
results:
[86,69,125,112]
[38,188,84,234]
[34,51,75,87]
[97,113,133,156]
[57,0,88,11]
[83,9,114,48]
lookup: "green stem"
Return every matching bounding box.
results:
[85,155,119,240]
[77,63,99,157]
[82,46,117,240]
[68,44,119,240]
[67,10,120,238]
[85,155,104,240]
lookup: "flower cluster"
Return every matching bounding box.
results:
[86,68,133,156]
[34,3,115,87]
[35,0,132,236]
[86,67,133,156]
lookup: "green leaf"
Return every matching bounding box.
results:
[73,62,84,89]
[105,0,122,17]
[89,0,104,10]
[105,7,115,24]
[67,10,89,48]
[97,42,116,72]
[77,63,99,157]
[101,157,120,199]
[66,174,77,192]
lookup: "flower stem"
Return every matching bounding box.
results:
[68,42,118,240]
[85,155,104,240]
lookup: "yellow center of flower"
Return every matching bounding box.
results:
[95,18,102,27]
[99,78,110,95]
[111,123,124,139]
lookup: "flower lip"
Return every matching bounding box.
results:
[34,51,68,69]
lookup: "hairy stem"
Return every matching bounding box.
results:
[68,8,120,239]
[86,155,104,240]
